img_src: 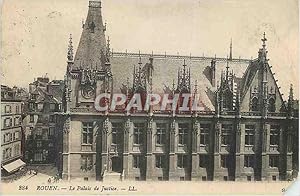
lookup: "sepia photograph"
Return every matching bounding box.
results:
[1,0,299,195]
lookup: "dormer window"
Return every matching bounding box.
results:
[268,98,275,112]
[251,97,259,111]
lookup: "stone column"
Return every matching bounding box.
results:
[101,117,109,178]
[213,121,221,180]
[261,123,269,181]
[285,123,293,180]
[145,118,153,180]
[123,118,131,179]
[235,122,242,180]
[191,119,200,180]
[169,119,176,180]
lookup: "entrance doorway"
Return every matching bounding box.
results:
[111,156,122,173]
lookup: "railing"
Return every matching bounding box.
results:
[268,112,286,117]
[111,52,252,63]
[240,112,261,116]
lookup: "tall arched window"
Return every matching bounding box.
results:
[268,98,276,112]
[251,97,259,111]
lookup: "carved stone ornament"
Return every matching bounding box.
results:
[81,84,95,99]
[63,117,70,134]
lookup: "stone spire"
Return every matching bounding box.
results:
[288,84,294,117]
[229,38,232,60]
[258,32,268,62]
[176,59,191,93]
[72,1,107,70]
[67,34,73,62]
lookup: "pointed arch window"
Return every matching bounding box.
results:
[251,97,259,111]
[268,98,276,112]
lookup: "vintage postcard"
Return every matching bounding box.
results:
[1,0,299,195]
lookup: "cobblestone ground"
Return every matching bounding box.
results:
[2,165,60,184]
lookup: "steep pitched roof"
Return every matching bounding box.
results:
[110,53,250,111]
[73,1,106,70]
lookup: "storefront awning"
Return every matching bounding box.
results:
[2,159,26,173]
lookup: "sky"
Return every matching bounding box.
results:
[1,0,299,100]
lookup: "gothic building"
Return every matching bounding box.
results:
[60,1,298,181]
[23,77,64,164]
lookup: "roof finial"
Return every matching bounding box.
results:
[106,36,110,56]
[67,34,74,61]
[104,20,107,32]
[229,38,232,60]
[138,50,142,66]
[262,32,267,49]
[226,55,229,81]
[289,84,294,101]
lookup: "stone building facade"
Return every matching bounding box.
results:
[1,85,26,176]
[23,77,64,165]
[60,1,299,181]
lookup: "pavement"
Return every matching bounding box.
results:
[2,165,60,184]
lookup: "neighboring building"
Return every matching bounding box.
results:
[60,1,299,181]
[1,85,26,176]
[23,77,64,165]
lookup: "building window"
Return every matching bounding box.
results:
[221,124,232,146]
[4,133,12,143]
[30,115,34,123]
[133,155,141,168]
[244,155,254,168]
[268,98,275,112]
[269,155,279,168]
[13,131,20,140]
[111,123,122,145]
[36,128,42,137]
[34,153,43,162]
[245,125,255,146]
[4,118,12,128]
[200,124,210,145]
[5,105,11,113]
[180,177,185,181]
[82,122,93,144]
[221,155,229,168]
[177,154,187,168]
[272,175,276,181]
[202,176,207,181]
[29,103,35,110]
[178,124,188,145]
[16,105,20,114]
[37,141,42,148]
[14,117,20,126]
[199,154,209,168]
[48,127,54,136]
[14,144,20,155]
[270,125,280,146]
[155,155,165,168]
[133,123,144,145]
[50,103,56,111]
[247,176,251,181]
[81,155,93,171]
[4,148,12,159]
[37,103,43,110]
[49,115,55,123]
[251,97,259,111]
[156,123,166,145]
